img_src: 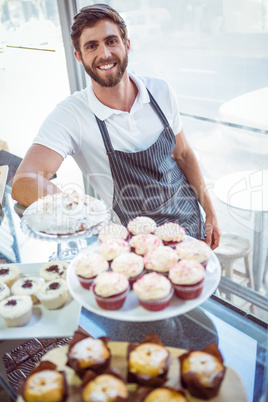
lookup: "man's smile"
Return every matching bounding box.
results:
[98,63,116,71]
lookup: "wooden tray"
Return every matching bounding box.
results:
[17,342,246,402]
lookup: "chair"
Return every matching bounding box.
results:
[215,232,254,301]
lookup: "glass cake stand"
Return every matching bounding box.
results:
[20,209,111,261]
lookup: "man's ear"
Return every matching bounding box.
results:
[126,39,130,54]
[74,50,82,64]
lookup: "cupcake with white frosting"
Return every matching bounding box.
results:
[133,272,173,311]
[169,260,205,300]
[40,261,68,281]
[130,234,163,256]
[155,222,185,247]
[98,239,130,263]
[127,216,157,236]
[0,282,10,302]
[143,246,178,275]
[98,222,129,242]
[176,239,212,269]
[11,276,43,304]
[93,271,129,310]
[36,279,68,309]
[0,295,33,327]
[73,252,109,289]
[111,252,144,288]
[0,264,20,287]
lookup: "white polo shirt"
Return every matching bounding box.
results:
[34,72,183,207]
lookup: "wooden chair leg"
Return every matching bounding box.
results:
[244,254,254,289]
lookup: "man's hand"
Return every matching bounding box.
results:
[203,213,221,250]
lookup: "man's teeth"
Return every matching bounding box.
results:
[99,64,115,70]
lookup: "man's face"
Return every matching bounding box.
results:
[75,19,130,88]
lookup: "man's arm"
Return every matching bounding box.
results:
[11,144,64,207]
[172,129,221,249]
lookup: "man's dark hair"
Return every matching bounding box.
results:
[71,3,128,53]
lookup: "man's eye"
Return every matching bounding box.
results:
[108,39,117,45]
[86,44,97,50]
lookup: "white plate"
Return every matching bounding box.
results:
[0,263,81,339]
[67,242,221,322]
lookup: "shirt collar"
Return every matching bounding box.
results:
[87,71,150,121]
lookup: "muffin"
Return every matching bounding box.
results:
[0,282,10,301]
[93,271,130,310]
[98,222,129,242]
[0,264,20,287]
[111,252,145,288]
[179,343,226,400]
[176,239,212,269]
[155,222,185,247]
[143,246,178,275]
[128,333,170,386]
[11,276,43,304]
[73,252,109,289]
[40,261,69,281]
[138,387,187,402]
[98,239,130,263]
[127,217,157,236]
[133,272,173,311]
[67,330,111,377]
[81,370,128,402]
[169,260,205,300]
[130,234,163,256]
[0,295,33,327]
[22,361,66,402]
[36,279,68,309]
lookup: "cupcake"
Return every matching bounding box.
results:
[36,279,68,309]
[143,246,178,275]
[0,295,33,327]
[176,239,212,269]
[98,239,130,263]
[11,276,43,304]
[128,333,170,386]
[0,264,20,287]
[179,343,226,400]
[21,361,66,402]
[93,271,129,310]
[111,252,145,288]
[0,282,10,301]
[98,222,129,242]
[127,216,157,236]
[67,330,111,377]
[133,272,173,311]
[137,387,187,402]
[81,370,128,402]
[169,260,205,300]
[73,252,109,289]
[40,261,69,281]
[130,234,163,256]
[155,222,185,247]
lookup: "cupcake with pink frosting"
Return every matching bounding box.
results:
[98,239,130,264]
[92,271,130,310]
[143,246,178,276]
[73,252,109,289]
[127,217,157,236]
[111,253,145,288]
[133,272,173,311]
[130,234,163,256]
[175,239,212,269]
[155,222,185,248]
[169,260,205,300]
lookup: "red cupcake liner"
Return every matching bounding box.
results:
[77,274,96,290]
[172,278,204,300]
[93,284,130,310]
[128,269,145,289]
[138,287,174,311]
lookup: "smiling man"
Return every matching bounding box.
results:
[12,4,220,249]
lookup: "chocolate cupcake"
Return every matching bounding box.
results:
[67,330,111,378]
[127,333,171,387]
[179,343,226,400]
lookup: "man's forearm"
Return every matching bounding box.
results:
[11,173,61,207]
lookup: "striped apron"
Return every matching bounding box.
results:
[95,89,205,239]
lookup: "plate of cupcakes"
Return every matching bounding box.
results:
[66,217,221,322]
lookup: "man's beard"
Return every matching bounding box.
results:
[81,52,128,88]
